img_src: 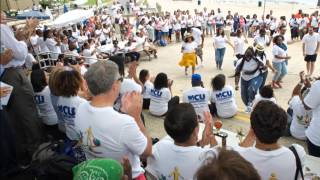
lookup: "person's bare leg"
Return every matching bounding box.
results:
[310,62,315,76]
[192,66,195,74]
[185,66,188,75]
[306,62,311,76]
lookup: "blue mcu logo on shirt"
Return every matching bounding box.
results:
[216,90,232,101]
[188,94,206,102]
[151,89,162,97]
[58,105,76,118]
[34,95,45,104]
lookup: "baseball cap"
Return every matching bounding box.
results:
[192,74,202,84]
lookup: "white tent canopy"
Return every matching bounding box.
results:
[72,0,87,6]
[48,9,94,28]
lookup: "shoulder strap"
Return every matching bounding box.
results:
[289,146,304,180]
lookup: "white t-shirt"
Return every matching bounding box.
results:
[191,27,202,46]
[289,96,309,140]
[239,58,261,81]
[46,38,61,54]
[149,88,171,116]
[142,81,153,99]
[302,33,320,55]
[146,139,215,180]
[304,80,320,146]
[234,37,245,55]
[235,145,306,180]
[182,41,197,53]
[34,86,58,125]
[56,96,86,140]
[252,93,277,108]
[253,35,270,47]
[83,48,98,65]
[75,102,147,179]
[272,45,287,63]
[183,86,210,122]
[213,35,227,49]
[38,38,49,53]
[211,85,237,118]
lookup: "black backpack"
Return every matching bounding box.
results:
[26,140,81,180]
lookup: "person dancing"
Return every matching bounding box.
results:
[179,33,197,75]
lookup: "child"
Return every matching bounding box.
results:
[179,33,197,75]
[146,103,217,179]
[252,85,277,108]
[210,74,237,118]
[139,69,154,110]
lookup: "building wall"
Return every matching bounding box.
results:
[1,0,40,11]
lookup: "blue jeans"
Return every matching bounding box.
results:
[215,48,226,68]
[260,71,268,89]
[272,62,287,81]
[241,75,263,106]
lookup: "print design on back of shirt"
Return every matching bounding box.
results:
[58,105,76,120]
[168,167,184,180]
[34,95,45,104]
[215,90,232,102]
[188,94,206,103]
[79,127,102,154]
[268,172,278,180]
[151,89,162,98]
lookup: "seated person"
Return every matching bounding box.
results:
[196,149,261,180]
[146,103,217,179]
[236,101,306,180]
[75,61,152,179]
[82,42,98,65]
[288,72,312,140]
[53,66,87,140]
[139,69,154,110]
[30,67,63,140]
[210,74,237,118]
[149,73,179,116]
[252,85,276,108]
[134,31,157,58]
[182,74,210,122]
[124,38,140,62]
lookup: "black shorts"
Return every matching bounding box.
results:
[305,54,317,62]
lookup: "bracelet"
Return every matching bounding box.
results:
[298,82,303,86]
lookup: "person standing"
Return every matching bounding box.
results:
[302,27,320,76]
[179,33,197,75]
[187,27,204,67]
[0,12,43,165]
[235,47,263,112]
[213,28,234,70]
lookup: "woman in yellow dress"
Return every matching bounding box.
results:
[179,33,197,75]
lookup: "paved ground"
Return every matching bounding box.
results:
[136,0,320,149]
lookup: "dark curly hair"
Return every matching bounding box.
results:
[154,72,168,90]
[250,101,287,144]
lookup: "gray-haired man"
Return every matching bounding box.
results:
[75,61,152,179]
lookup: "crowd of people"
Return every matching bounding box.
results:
[1,1,320,179]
